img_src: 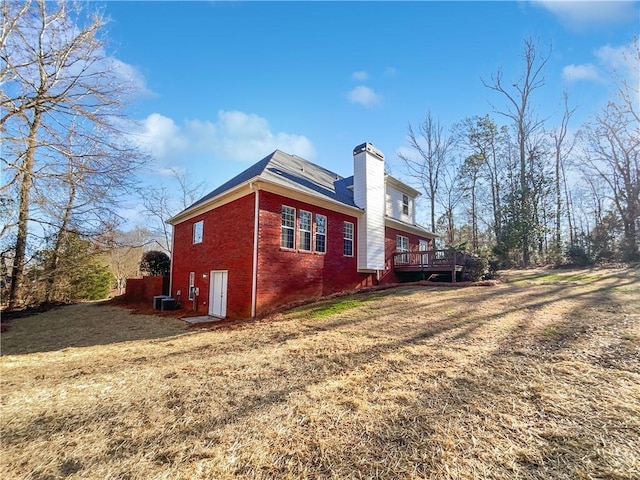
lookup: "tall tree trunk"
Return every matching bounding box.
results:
[519,125,529,267]
[562,162,575,246]
[430,197,436,234]
[8,112,41,308]
[471,178,478,252]
[555,151,562,251]
[46,174,77,302]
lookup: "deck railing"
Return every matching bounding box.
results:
[392,249,471,283]
[393,248,467,268]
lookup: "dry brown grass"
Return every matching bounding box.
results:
[1,267,639,479]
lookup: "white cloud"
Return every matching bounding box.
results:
[134,111,316,168]
[562,63,602,82]
[351,70,369,81]
[347,86,382,108]
[596,43,639,75]
[395,145,419,163]
[532,1,638,29]
[561,40,639,84]
[384,66,397,76]
[108,58,154,98]
[135,113,189,162]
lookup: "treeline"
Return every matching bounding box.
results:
[0,1,201,309]
[0,225,171,307]
[400,38,639,268]
[1,2,637,310]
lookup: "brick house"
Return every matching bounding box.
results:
[167,142,436,319]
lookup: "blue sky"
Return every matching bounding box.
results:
[102,1,639,210]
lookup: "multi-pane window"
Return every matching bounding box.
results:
[193,220,203,244]
[315,214,327,253]
[281,206,295,249]
[396,235,409,264]
[188,272,195,300]
[299,210,312,251]
[402,194,409,215]
[343,221,354,256]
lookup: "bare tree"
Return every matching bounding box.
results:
[454,115,510,250]
[549,92,577,255]
[483,38,551,266]
[101,227,149,294]
[459,154,483,250]
[398,111,454,233]
[140,169,209,253]
[1,0,147,307]
[437,158,465,246]
[580,39,639,261]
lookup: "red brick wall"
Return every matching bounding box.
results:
[125,276,165,304]
[171,194,255,318]
[171,189,435,319]
[256,191,376,314]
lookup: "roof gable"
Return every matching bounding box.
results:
[185,152,273,211]
[173,150,357,222]
[261,152,356,207]
[168,148,435,238]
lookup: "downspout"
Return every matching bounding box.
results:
[169,223,175,296]
[250,183,260,317]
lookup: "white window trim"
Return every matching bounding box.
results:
[315,214,327,254]
[343,221,354,257]
[298,210,312,251]
[396,235,409,264]
[193,220,203,244]
[188,272,195,300]
[281,205,296,249]
[402,194,409,216]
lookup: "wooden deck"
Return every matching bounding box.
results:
[392,249,469,282]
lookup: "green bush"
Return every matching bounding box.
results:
[464,255,489,281]
[565,244,594,267]
[140,250,171,276]
[72,263,114,300]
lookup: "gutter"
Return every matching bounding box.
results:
[250,182,259,318]
[169,224,175,297]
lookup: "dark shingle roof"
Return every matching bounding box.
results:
[175,150,357,219]
[169,149,436,238]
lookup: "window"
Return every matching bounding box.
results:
[402,194,409,216]
[281,206,295,249]
[343,221,354,256]
[315,214,327,253]
[396,235,409,264]
[299,210,312,251]
[188,272,195,300]
[193,220,203,244]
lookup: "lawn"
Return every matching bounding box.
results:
[1,268,639,479]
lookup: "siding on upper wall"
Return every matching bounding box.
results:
[386,183,415,224]
[171,193,255,318]
[353,148,386,271]
[256,191,376,315]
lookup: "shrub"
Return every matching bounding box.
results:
[565,244,594,267]
[140,251,170,276]
[71,263,114,300]
[464,255,488,281]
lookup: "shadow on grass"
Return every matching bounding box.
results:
[2,268,638,478]
[0,302,190,356]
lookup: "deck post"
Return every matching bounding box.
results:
[450,248,456,283]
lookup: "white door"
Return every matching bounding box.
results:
[208,270,228,318]
[419,239,430,265]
